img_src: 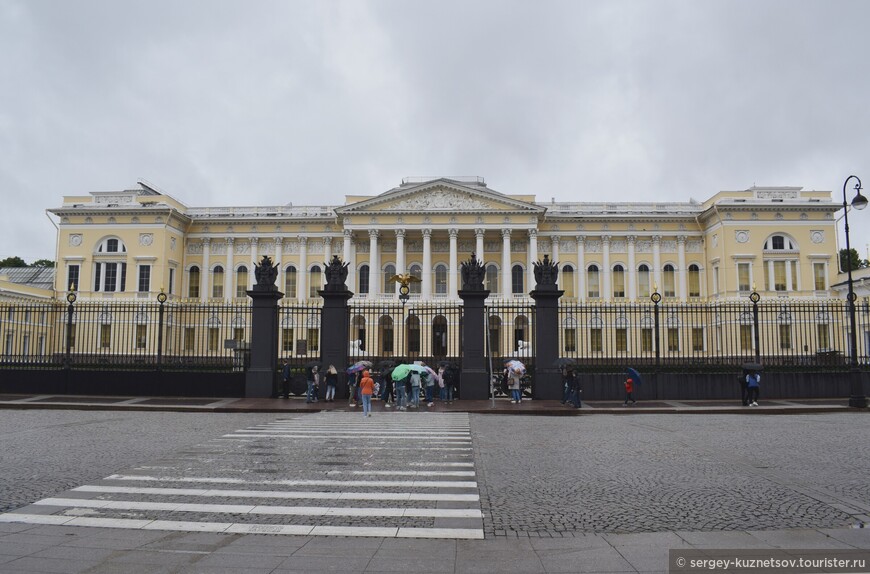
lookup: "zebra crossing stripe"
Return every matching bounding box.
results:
[72,485,480,502]
[105,474,478,488]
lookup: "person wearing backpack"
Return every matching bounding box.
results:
[746,372,760,407]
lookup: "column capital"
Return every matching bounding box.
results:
[344,229,353,239]
[225,237,234,245]
[250,237,259,246]
[602,235,611,244]
[652,235,662,244]
[475,228,485,238]
[395,229,406,239]
[274,236,283,245]
[677,235,688,244]
[422,228,432,238]
[369,229,379,240]
[551,235,560,246]
[626,235,637,244]
[502,228,512,238]
[528,229,538,238]
[202,238,211,247]
[449,228,459,238]
[298,236,307,246]
[576,234,585,245]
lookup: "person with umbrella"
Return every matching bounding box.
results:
[505,360,525,404]
[623,367,641,406]
[391,363,412,410]
[305,363,320,404]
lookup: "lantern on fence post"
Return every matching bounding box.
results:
[749,284,761,365]
[65,284,76,368]
[650,284,661,367]
[156,287,167,371]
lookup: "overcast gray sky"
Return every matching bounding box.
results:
[2,0,869,265]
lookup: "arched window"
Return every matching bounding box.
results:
[663,264,676,297]
[96,238,127,253]
[488,316,502,356]
[409,264,422,294]
[284,265,297,297]
[434,264,448,295]
[188,266,200,298]
[688,264,701,297]
[511,264,524,294]
[379,316,394,355]
[212,266,224,298]
[485,264,499,293]
[561,265,574,298]
[514,316,529,351]
[613,264,625,299]
[351,315,366,352]
[587,265,600,298]
[359,265,370,294]
[407,315,421,354]
[309,265,322,298]
[93,237,128,293]
[236,266,248,298]
[637,264,650,298]
[383,264,396,294]
[764,234,796,250]
[432,315,448,356]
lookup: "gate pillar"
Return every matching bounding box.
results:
[319,256,354,399]
[530,255,563,400]
[246,256,283,398]
[458,253,490,399]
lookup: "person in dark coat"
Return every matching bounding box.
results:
[281,359,291,399]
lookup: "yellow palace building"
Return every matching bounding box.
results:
[50,176,840,305]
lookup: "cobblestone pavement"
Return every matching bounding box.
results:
[2,410,869,541]
[472,413,870,537]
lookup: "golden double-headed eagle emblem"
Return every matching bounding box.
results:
[388,273,422,287]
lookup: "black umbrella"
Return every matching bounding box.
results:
[741,362,764,372]
[304,361,321,369]
[553,358,577,368]
[376,360,397,371]
[437,360,458,368]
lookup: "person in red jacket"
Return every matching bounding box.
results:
[359,370,375,417]
[623,377,637,406]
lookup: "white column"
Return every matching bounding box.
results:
[449,228,458,298]
[324,237,332,268]
[577,235,586,302]
[552,235,560,264]
[343,230,353,290]
[677,235,687,302]
[249,238,259,290]
[297,237,307,300]
[475,228,485,261]
[201,238,210,302]
[627,235,637,300]
[501,228,512,296]
[395,229,405,296]
[652,235,662,292]
[527,229,538,292]
[602,235,611,301]
[368,230,379,297]
[422,229,432,298]
[225,238,234,302]
[274,237,283,296]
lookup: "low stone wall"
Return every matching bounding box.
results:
[0,369,246,397]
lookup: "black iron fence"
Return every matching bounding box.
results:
[558,298,870,372]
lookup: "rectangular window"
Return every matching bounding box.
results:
[790,261,798,291]
[587,268,600,298]
[67,264,80,291]
[136,325,147,349]
[138,265,151,293]
[688,270,701,298]
[208,328,219,351]
[641,328,653,352]
[22,334,29,355]
[105,263,118,292]
[779,324,791,350]
[692,328,704,352]
[184,327,196,351]
[615,328,627,352]
[307,328,319,352]
[5,332,13,355]
[589,328,602,353]
[409,326,421,354]
[738,263,750,292]
[234,328,244,344]
[813,263,826,291]
[817,324,830,350]
[282,328,294,352]
[774,261,786,291]
[667,328,679,352]
[382,328,394,354]
[100,324,111,348]
[712,266,719,294]
[740,325,753,351]
[169,268,176,295]
[236,269,248,298]
[613,272,625,299]
[564,329,576,353]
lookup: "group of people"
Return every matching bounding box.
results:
[347,364,458,416]
[279,360,339,403]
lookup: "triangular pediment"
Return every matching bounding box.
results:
[336,179,545,215]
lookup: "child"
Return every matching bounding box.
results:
[359,370,375,417]
[623,376,636,406]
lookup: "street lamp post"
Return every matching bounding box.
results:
[842,175,868,408]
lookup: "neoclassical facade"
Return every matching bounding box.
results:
[49,177,840,303]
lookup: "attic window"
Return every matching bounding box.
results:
[764,235,795,250]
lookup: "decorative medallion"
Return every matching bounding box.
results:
[131,217,140,224]
[810,230,824,244]
[735,230,749,244]
[139,233,154,247]
[69,234,82,247]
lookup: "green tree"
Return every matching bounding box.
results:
[839,248,869,272]
[30,259,55,268]
[0,256,26,268]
